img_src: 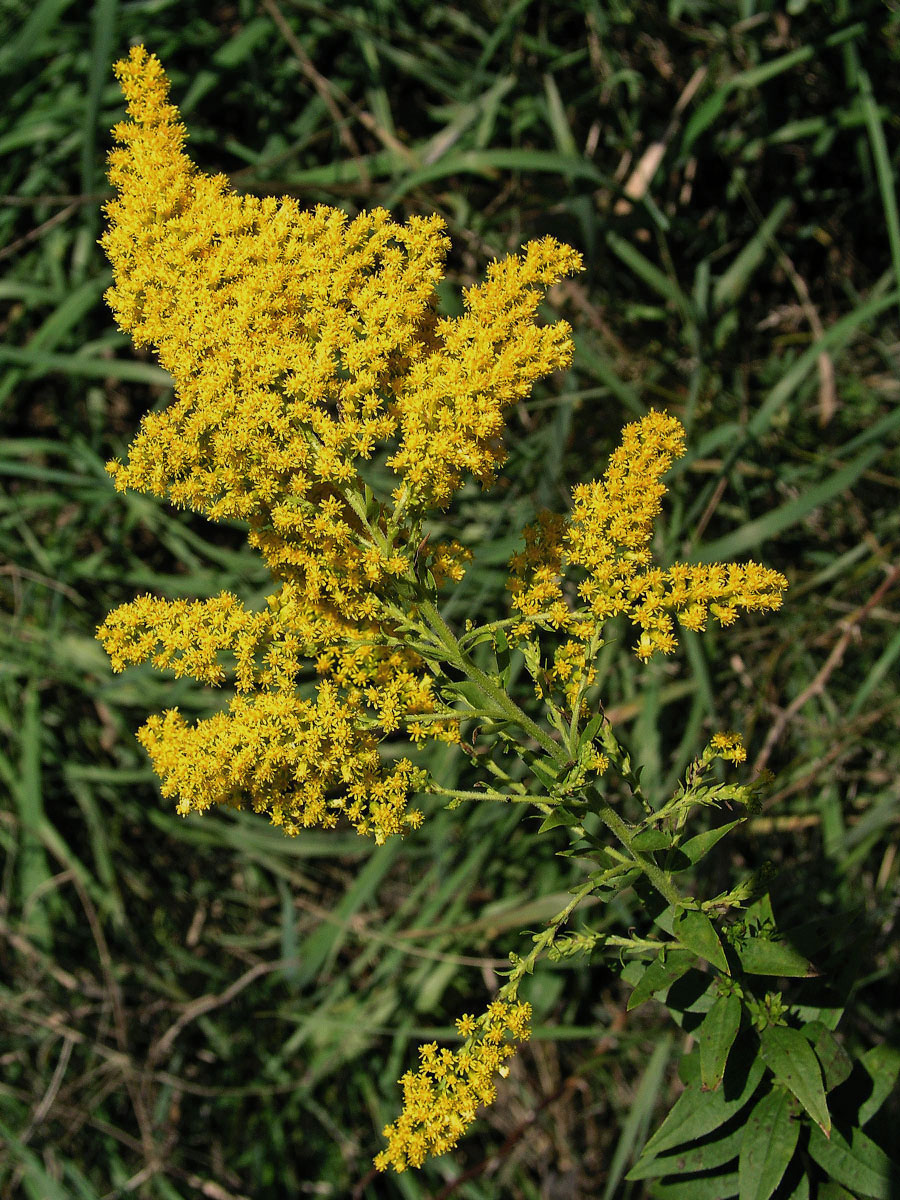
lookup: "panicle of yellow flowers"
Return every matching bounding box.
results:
[375,999,533,1173]
[509,410,788,673]
[96,47,582,842]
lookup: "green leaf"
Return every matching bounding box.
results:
[628,1123,744,1180]
[0,345,173,385]
[783,1172,809,1200]
[603,1035,672,1199]
[681,85,731,155]
[536,808,579,834]
[743,894,775,924]
[664,970,718,1025]
[758,1025,830,1134]
[713,198,792,311]
[808,1125,896,1198]
[0,0,79,71]
[606,230,695,319]
[858,1044,900,1125]
[858,67,900,321]
[633,828,674,851]
[443,679,494,711]
[650,1172,739,1199]
[738,1087,800,1200]
[627,949,695,1011]
[734,938,817,978]
[693,442,882,564]
[640,1036,766,1158]
[674,820,744,869]
[650,900,677,935]
[802,1022,852,1092]
[15,686,54,950]
[384,146,608,205]
[578,710,608,747]
[493,627,511,685]
[0,1121,72,1200]
[700,994,743,1091]
[673,907,729,973]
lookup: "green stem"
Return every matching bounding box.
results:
[595,798,681,906]
[418,598,565,764]
[420,598,683,908]
[606,934,668,953]
[566,626,603,756]
[429,785,562,806]
[502,876,599,998]
[457,613,544,650]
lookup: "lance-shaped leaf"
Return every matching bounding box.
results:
[672,819,744,869]
[647,1171,740,1198]
[808,1124,896,1198]
[627,1122,744,1180]
[759,1024,830,1135]
[735,937,818,978]
[700,992,742,1091]
[782,1168,809,1200]
[536,807,580,834]
[637,1035,766,1160]
[632,827,673,852]
[803,1021,851,1092]
[738,1087,800,1200]
[673,906,729,973]
[627,948,696,1011]
[858,1043,900,1125]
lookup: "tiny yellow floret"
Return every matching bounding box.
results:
[709,731,747,764]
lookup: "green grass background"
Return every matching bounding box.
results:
[1,1,899,1196]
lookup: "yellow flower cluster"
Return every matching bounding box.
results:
[387,240,583,504]
[96,584,454,840]
[136,693,426,841]
[103,46,580,598]
[97,591,277,689]
[708,731,747,764]
[375,999,532,1172]
[509,411,788,662]
[98,47,580,839]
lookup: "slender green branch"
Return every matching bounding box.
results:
[428,785,563,806]
[595,798,681,906]
[416,600,685,909]
[418,598,566,764]
[457,612,546,651]
[566,626,604,756]
[606,934,668,953]
[502,876,599,998]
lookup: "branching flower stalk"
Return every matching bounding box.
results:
[98,48,797,1176]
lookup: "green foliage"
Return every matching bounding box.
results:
[2,1,899,1197]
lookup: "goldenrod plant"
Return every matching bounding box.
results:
[97,47,898,1195]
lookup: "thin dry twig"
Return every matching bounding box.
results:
[740,183,837,424]
[613,66,707,215]
[19,1034,76,1145]
[67,867,158,1168]
[261,0,367,169]
[149,957,290,1064]
[0,201,80,263]
[754,563,900,774]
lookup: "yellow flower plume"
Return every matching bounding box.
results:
[509,410,788,663]
[375,999,532,1172]
[97,47,582,842]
